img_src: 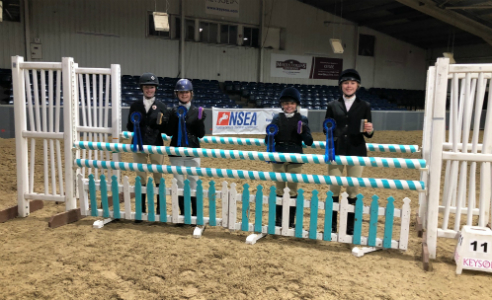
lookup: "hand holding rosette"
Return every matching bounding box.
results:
[323,118,336,162]
[131,112,144,151]
[176,106,189,147]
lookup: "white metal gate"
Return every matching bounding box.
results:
[12,56,121,217]
[422,58,492,258]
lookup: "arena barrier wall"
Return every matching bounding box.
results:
[78,174,411,249]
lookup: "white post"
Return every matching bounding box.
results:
[426,57,450,259]
[111,64,121,181]
[122,176,132,220]
[77,174,88,216]
[221,181,229,228]
[281,188,290,236]
[172,178,179,223]
[419,66,435,227]
[73,63,80,199]
[13,56,29,217]
[480,80,492,226]
[62,57,77,211]
[228,183,237,231]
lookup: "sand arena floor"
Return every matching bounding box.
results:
[1,131,492,300]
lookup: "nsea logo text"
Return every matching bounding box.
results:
[216,111,257,126]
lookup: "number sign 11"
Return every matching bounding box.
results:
[455,226,492,275]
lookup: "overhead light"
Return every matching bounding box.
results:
[153,12,169,32]
[330,39,344,54]
[199,28,203,32]
[442,52,456,64]
[243,37,248,41]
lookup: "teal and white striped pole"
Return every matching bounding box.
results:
[76,141,426,169]
[75,159,425,191]
[120,131,419,153]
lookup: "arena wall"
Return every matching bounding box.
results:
[0,7,25,66]
[1,0,428,90]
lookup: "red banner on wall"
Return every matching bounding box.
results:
[309,57,343,80]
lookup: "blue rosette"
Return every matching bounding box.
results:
[323,118,337,162]
[266,124,279,153]
[176,106,189,147]
[131,111,144,152]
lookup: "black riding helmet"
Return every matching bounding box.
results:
[139,73,159,87]
[338,69,361,86]
[279,87,301,106]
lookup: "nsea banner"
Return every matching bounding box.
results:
[205,0,239,18]
[271,53,342,80]
[212,108,308,135]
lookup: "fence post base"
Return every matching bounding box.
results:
[246,233,267,245]
[193,226,205,238]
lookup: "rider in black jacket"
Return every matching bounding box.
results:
[265,87,313,228]
[127,73,168,218]
[324,69,374,234]
[165,79,206,217]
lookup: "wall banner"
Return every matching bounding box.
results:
[212,108,308,135]
[205,0,239,18]
[310,57,343,80]
[270,53,343,80]
[270,54,312,79]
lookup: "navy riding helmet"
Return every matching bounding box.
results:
[278,87,301,105]
[174,79,193,92]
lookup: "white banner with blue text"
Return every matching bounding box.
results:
[212,108,308,135]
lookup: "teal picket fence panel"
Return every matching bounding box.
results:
[196,180,204,226]
[81,175,410,250]
[208,181,216,226]
[159,178,167,222]
[147,178,155,222]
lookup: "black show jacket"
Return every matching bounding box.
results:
[165,104,206,157]
[126,99,168,147]
[324,97,374,157]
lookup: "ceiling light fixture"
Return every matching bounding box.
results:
[153,0,170,32]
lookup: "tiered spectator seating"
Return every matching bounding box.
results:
[224,81,341,110]
[6,70,111,107]
[357,88,400,111]
[367,88,425,110]
[4,70,425,111]
[0,69,12,104]
[122,76,237,108]
[7,70,66,106]
[225,80,426,111]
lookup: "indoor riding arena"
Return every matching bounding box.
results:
[2,0,492,299]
